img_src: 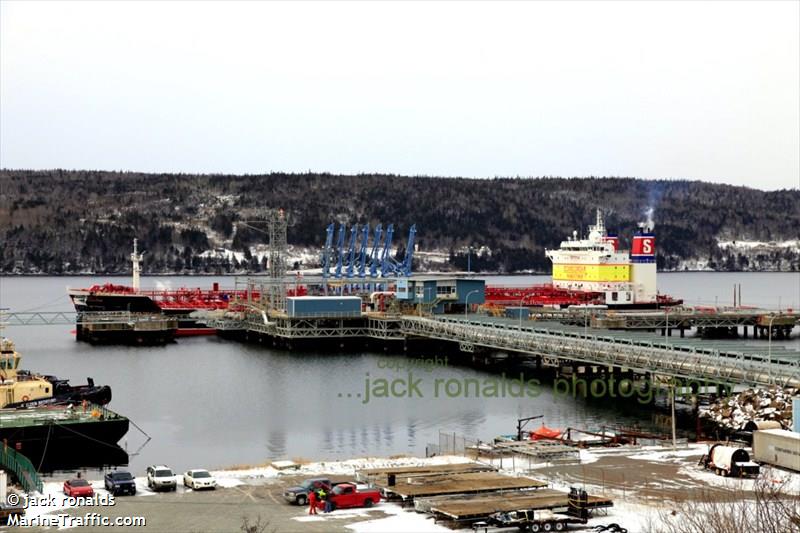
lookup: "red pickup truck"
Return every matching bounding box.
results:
[325,483,382,510]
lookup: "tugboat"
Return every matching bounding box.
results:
[0,337,112,408]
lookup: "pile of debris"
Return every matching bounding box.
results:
[699,387,797,431]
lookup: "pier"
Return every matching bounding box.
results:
[202,310,800,388]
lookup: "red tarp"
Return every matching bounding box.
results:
[529,425,563,440]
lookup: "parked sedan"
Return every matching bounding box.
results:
[64,478,94,497]
[183,469,217,490]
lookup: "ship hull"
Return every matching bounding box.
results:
[0,414,130,471]
[69,291,161,313]
[70,291,215,337]
[5,384,112,409]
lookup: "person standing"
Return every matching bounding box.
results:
[317,487,327,514]
[307,490,318,515]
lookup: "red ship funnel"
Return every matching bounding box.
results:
[631,232,656,262]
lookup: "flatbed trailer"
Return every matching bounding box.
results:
[355,462,496,483]
[381,471,547,501]
[427,489,612,521]
[487,488,607,532]
[490,509,586,532]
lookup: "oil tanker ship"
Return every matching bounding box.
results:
[68,240,246,336]
[485,209,682,308]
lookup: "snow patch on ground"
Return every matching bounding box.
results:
[212,455,474,481]
[628,443,708,463]
[717,239,800,249]
[345,502,453,533]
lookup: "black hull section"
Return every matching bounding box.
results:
[76,326,176,346]
[28,443,129,473]
[72,294,160,313]
[0,418,129,461]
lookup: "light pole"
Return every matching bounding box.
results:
[465,290,480,319]
[768,314,777,386]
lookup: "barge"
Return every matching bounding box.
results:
[0,404,129,466]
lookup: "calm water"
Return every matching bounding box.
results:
[0,272,797,474]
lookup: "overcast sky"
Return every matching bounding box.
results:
[1,1,798,190]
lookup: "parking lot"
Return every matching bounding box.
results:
[22,474,394,533]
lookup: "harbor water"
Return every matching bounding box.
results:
[0,273,797,474]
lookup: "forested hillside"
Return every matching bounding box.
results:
[1,170,798,274]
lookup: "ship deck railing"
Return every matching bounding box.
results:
[0,403,124,427]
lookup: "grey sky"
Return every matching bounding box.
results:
[1,1,798,190]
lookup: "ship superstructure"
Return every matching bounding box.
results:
[545,209,658,306]
[486,209,676,309]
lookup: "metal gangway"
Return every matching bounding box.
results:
[400,316,800,388]
[0,311,168,326]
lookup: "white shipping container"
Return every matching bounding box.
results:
[752,429,800,472]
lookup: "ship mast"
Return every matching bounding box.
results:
[131,239,144,291]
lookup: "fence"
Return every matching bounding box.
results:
[426,431,482,459]
[0,443,43,493]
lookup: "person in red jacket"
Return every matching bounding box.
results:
[308,490,318,515]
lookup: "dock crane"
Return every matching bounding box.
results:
[380,225,395,276]
[322,222,416,279]
[357,225,369,278]
[334,224,346,278]
[369,225,383,278]
[345,225,358,278]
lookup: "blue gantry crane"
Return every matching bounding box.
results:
[321,222,416,279]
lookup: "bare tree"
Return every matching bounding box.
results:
[240,515,276,533]
[645,469,800,533]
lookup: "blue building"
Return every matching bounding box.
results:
[395,276,485,314]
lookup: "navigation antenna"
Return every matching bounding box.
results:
[267,209,288,313]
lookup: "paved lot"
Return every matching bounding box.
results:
[20,475,393,533]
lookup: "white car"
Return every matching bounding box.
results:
[146,465,177,492]
[183,469,217,490]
